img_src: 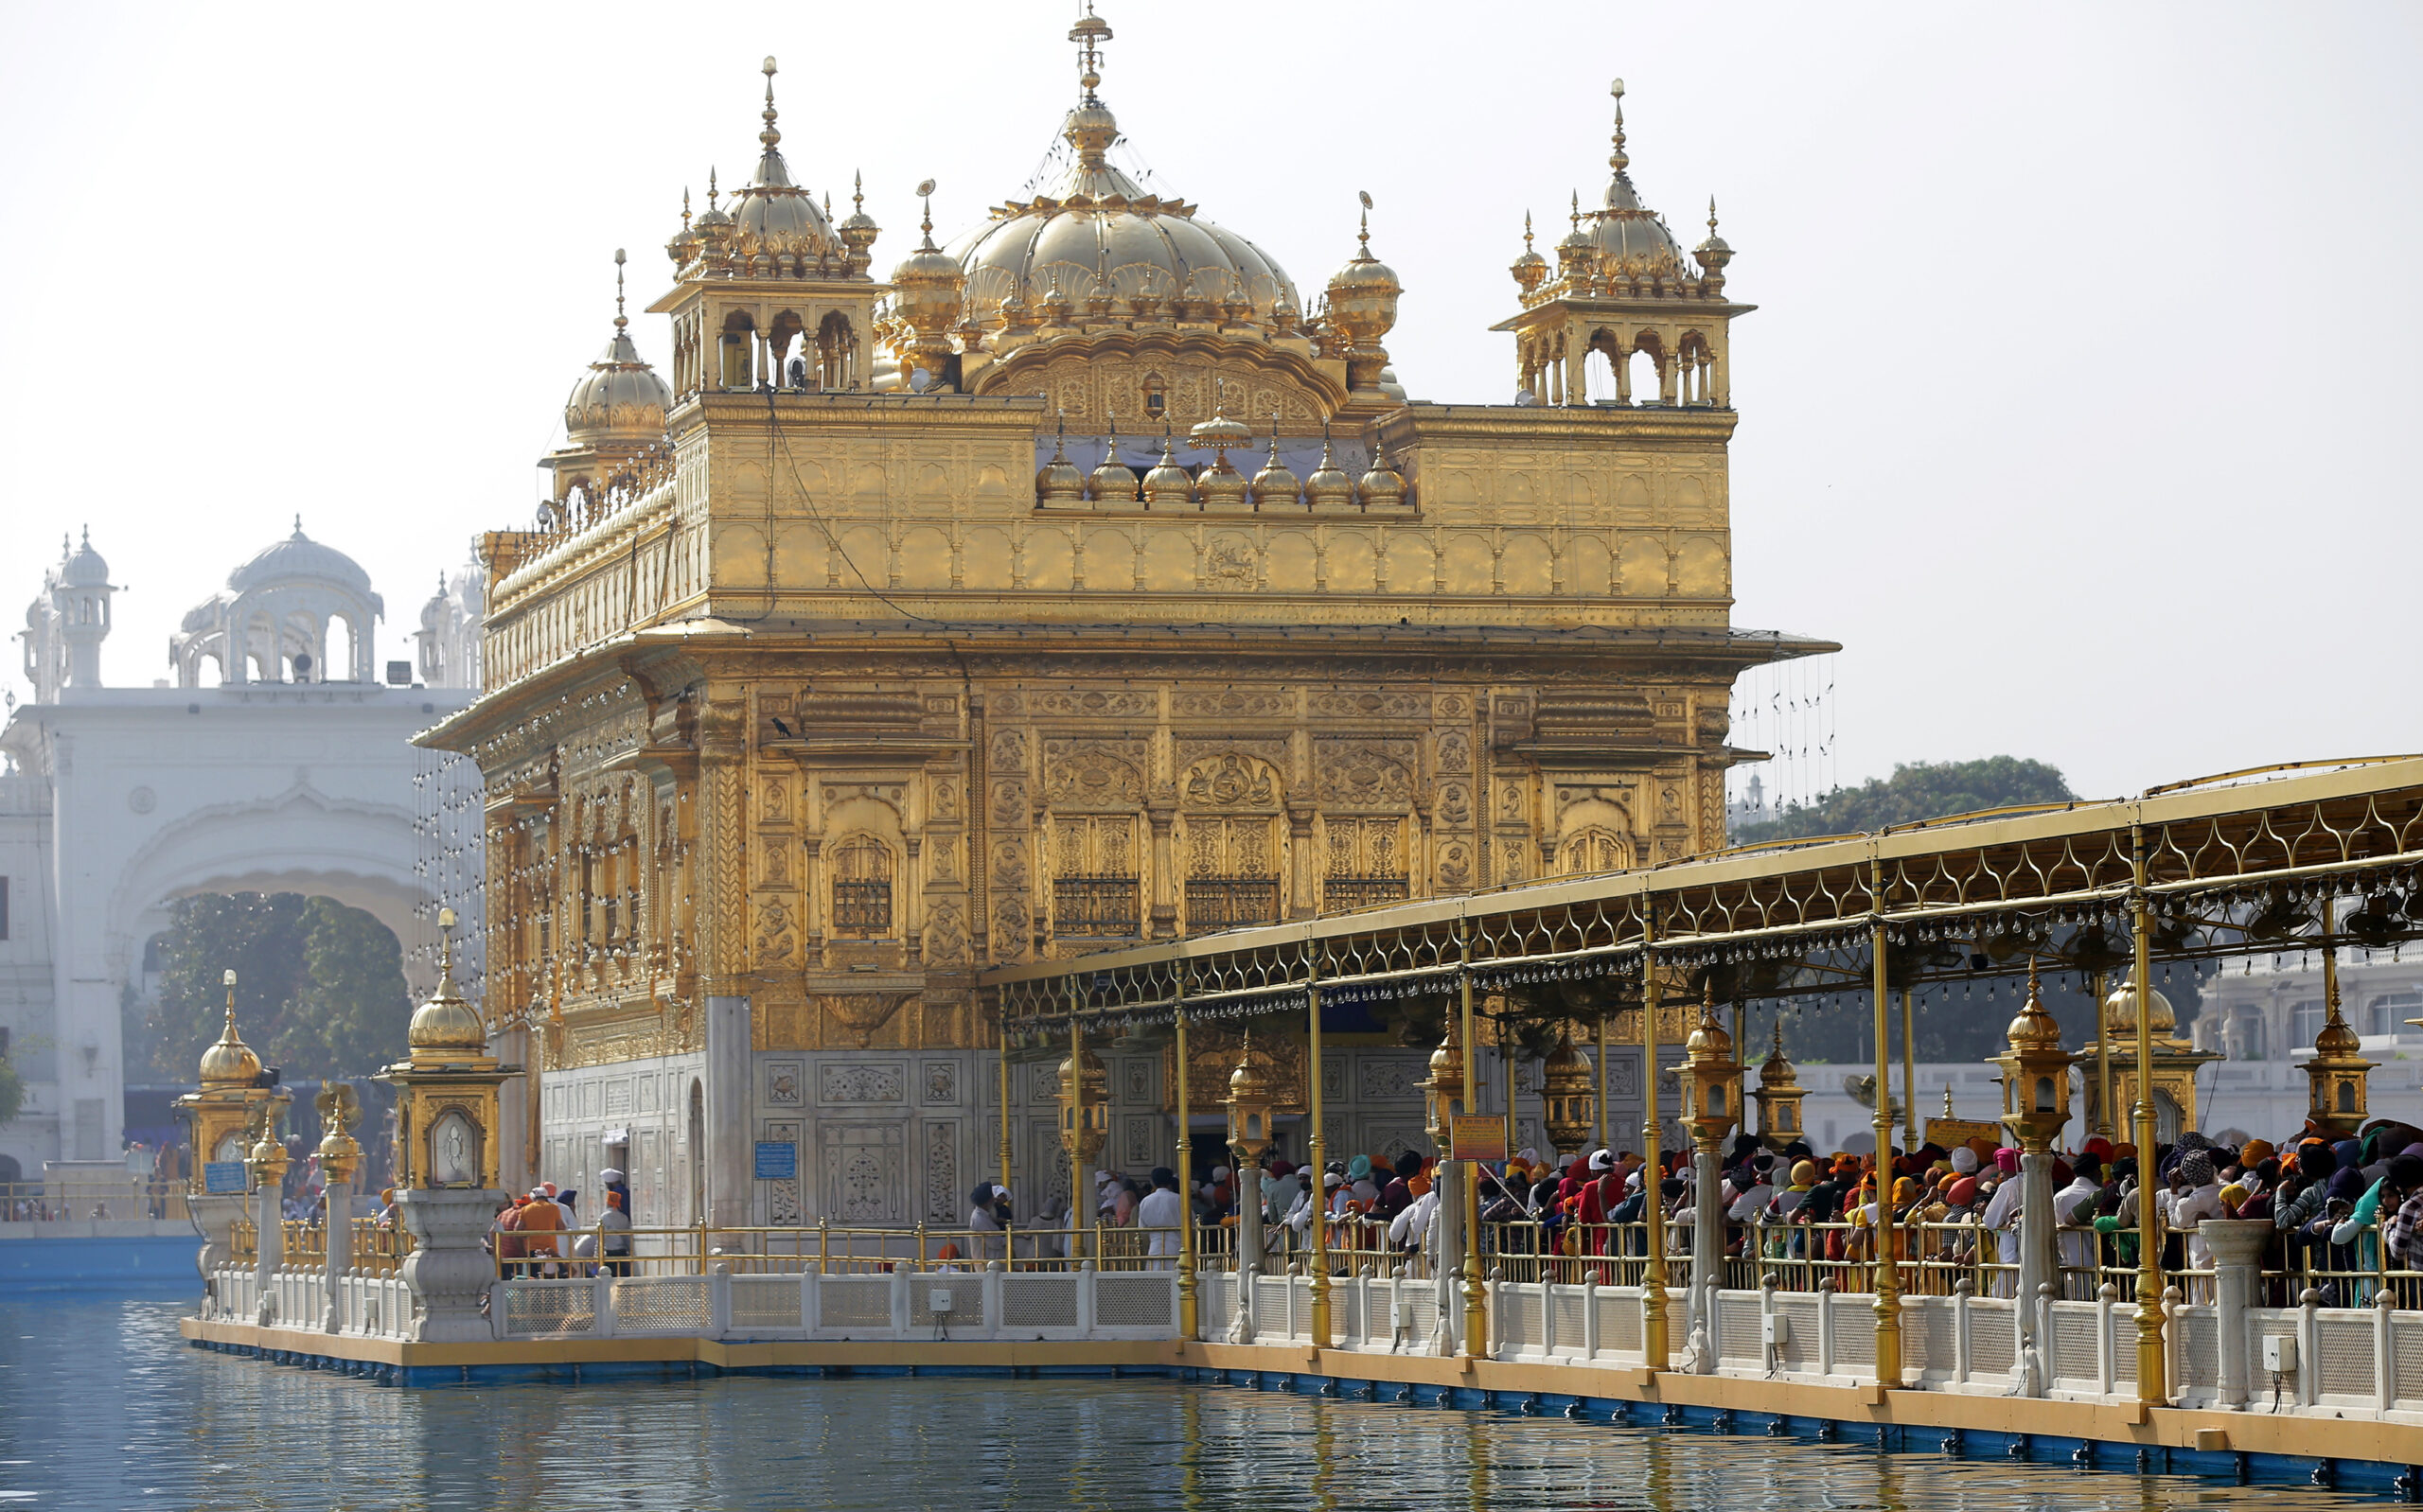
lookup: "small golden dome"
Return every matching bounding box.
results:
[407,966,487,1057]
[1187,394,1252,451]
[197,981,262,1088]
[1036,424,1086,504]
[2313,1008,2363,1057]
[1757,1020,1799,1086]
[1511,212,1549,293]
[1141,431,1194,505]
[1542,1028,1593,1085]
[565,255,671,448]
[2102,980,2175,1036]
[2006,966,2064,1052]
[1684,1011,1734,1064]
[1356,441,1406,508]
[1225,1042,1272,1103]
[1248,431,1300,509]
[1423,1020,1464,1097]
[1302,431,1354,509]
[1088,427,1140,503]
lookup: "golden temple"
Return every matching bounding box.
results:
[422,7,1829,1230]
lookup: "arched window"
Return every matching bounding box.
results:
[1322,817,1408,910]
[1560,827,1631,876]
[1178,754,1283,930]
[830,836,894,938]
[1052,814,1140,938]
[1142,370,1168,419]
[817,311,857,391]
[719,313,756,390]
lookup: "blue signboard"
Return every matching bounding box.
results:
[752,1141,798,1181]
[202,1161,249,1195]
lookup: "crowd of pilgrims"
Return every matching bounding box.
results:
[1071,1117,2423,1300]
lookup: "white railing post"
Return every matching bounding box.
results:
[1817,1279,1836,1379]
[711,1266,734,1339]
[490,1282,510,1340]
[1760,1275,1780,1378]
[983,1262,1004,1339]
[892,1264,911,1338]
[1236,1262,1257,1345]
[2377,1290,2396,1415]
[2297,1288,2321,1409]
[2096,1283,2116,1397]
[1583,1277,1600,1362]
[1953,1278,1972,1386]
[592,1273,615,1339]
[800,1269,817,1334]
[2204,1219,2270,1409]
[1077,1260,1097,1337]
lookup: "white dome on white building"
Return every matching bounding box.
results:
[170,519,385,686]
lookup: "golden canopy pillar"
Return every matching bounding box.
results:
[373,911,524,1341]
[2080,979,2218,1143]
[1058,1025,1109,1254]
[173,969,279,1290]
[1223,1033,1276,1292]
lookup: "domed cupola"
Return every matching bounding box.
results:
[946,9,1302,346]
[720,59,843,276]
[61,526,110,588]
[564,250,673,448]
[229,519,374,596]
[1510,212,1549,295]
[1580,80,1689,283]
[1322,200,1402,397]
[889,186,968,385]
[838,170,881,275]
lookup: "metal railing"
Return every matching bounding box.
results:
[0,1180,189,1222]
[354,1221,413,1275]
[1052,876,1141,938]
[1321,875,1409,911]
[488,1222,1187,1279]
[1185,878,1279,929]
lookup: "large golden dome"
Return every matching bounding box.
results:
[1562,83,1692,283]
[947,20,1300,341]
[2101,980,2176,1036]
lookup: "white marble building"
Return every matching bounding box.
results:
[1,530,486,1180]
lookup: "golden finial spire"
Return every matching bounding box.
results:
[1609,77,1630,176]
[1070,2,1112,101]
[919,182,936,249]
[1707,196,1720,236]
[824,189,832,217]
[1524,210,1535,252]
[612,248,628,331]
[681,186,692,230]
[854,169,865,214]
[760,56,781,149]
[707,167,720,212]
[1570,188,1582,231]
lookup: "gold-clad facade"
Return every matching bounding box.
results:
[422,14,1826,1229]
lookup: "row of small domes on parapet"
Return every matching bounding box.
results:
[1038,428,1405,511]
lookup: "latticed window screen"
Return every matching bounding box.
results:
[1324,818,1407,910]
[1560,828,1629,876]
[830,837,894,938]
[1052,817,1140,936]
[1186,817,1279,928]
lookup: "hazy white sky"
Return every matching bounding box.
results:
[3,3,2415,800]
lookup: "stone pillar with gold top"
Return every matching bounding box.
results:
[1223,1032,1274,1341]
[1679,985,1740,1374]
[315,1083,362,1333]
[1992,958,2074,1379]
[373,909,525,1343]
[245,1099,291,1305]
[1420,1013,1468,1356]
[172,969,276,1294]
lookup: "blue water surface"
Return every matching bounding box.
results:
[0,1292,2370,1509]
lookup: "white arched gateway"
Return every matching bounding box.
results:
[1,530,484,1179]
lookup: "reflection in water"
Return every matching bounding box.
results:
[0,1296,2379,1511]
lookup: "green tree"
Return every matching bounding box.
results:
[0,1057,23,1128]
[1733,756,2076,846]
[136,892,411,1083]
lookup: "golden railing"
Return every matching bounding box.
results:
[353,1221,413,1276]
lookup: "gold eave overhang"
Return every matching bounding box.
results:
[1371,401,1740,443]
[760,736,972,765]
[415,618,752,754]
[1487,298,1759,332]
[646,272,892,316]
